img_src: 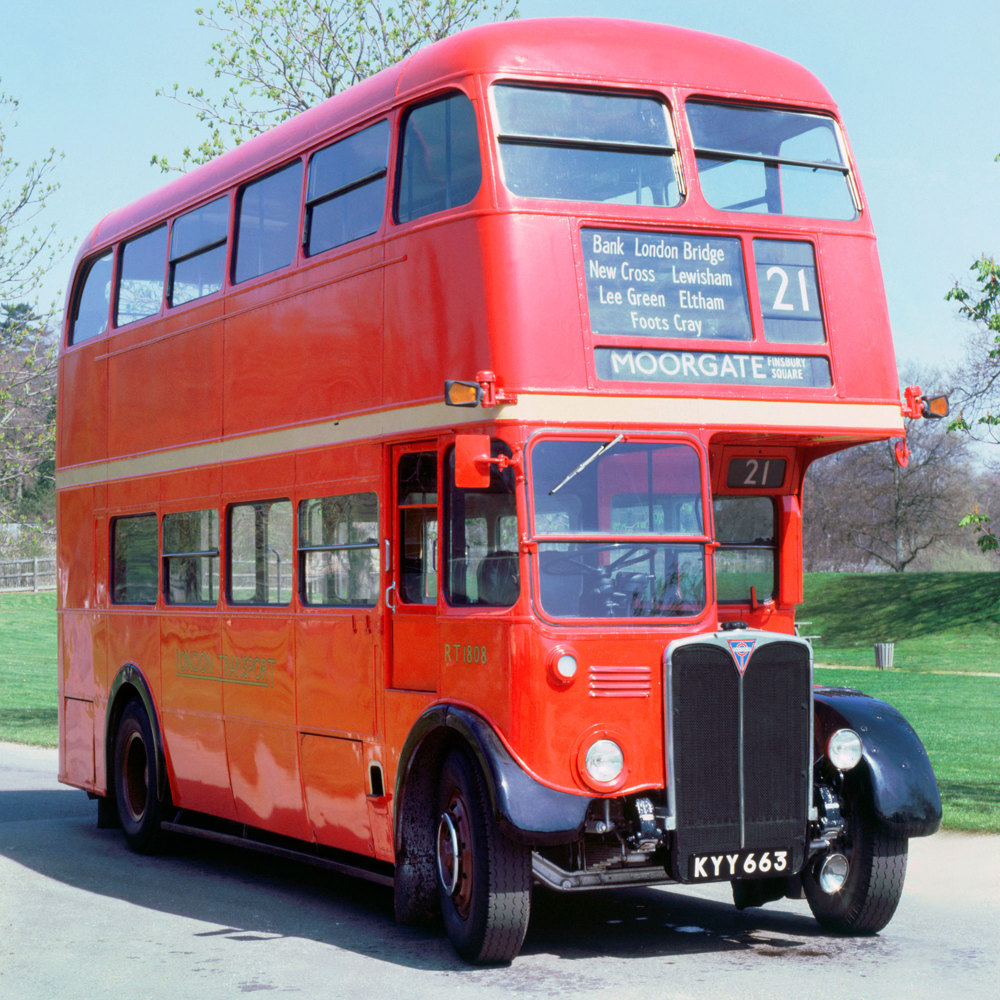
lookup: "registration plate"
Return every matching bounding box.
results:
[689,848,790,882]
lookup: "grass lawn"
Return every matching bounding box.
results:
[815,667,1000,833]
[0,590,58,746]
[1,586,997,833]
[802,571,1000,672]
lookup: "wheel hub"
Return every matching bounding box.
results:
[436,790,474,918]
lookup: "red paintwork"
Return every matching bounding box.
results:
[57,19,905,859]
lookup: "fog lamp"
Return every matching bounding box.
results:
[818,852,850,894]
[585,739,624,784]
[827,728,863,770]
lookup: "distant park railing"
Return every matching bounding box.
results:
[0,557,56,592]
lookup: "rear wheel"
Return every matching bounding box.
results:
[436,749,531,964]
[113,701,168,854]
[805,786,907,934]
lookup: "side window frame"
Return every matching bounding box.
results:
[298,492,380,607]
[395,90,483,224]
[115,225,168,328]
[69,250,114,346]
[162,509,220,606]
[110,513,159,606]
[168,195,231,307]
[227,498,293,607]
[233,160,305,285]
[304,120,389,257]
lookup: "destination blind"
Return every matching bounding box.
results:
[583,229,752,340]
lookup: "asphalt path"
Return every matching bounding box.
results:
[1,741,998,999]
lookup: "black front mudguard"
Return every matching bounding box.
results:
[814,686,941,837]
[395,704,589,848]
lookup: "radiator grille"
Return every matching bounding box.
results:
[667,638,811,880]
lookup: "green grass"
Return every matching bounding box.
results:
[815,667,1000,833]
[802,571,1000,672]
[0,590,58,746]
[1,585,998,832]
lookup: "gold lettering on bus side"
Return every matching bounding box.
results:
[441,643,489,666]
[175,648,275,687]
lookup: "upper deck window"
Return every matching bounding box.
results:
[116,226,167,326]
[69,251,113,344]
[493,85,681,207]
[234,162,303,283]
[397,93,482,223]
[169,196,229,306]
[306,121,388,254]
[688,102,858,220]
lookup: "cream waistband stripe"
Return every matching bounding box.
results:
[55,394,903,490]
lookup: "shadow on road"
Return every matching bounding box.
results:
[0,785,835,970]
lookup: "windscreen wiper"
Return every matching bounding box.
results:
[549,433,625,495]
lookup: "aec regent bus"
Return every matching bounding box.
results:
[57,19,942,963]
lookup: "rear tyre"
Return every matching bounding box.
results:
[113,701,168,854]
[436,749,532,964]
[805,786,907,934]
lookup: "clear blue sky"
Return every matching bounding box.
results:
[3,0,998,377]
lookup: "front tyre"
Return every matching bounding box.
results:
[113,701,169,854]
[805,786,907,934]
[436,749,531,964]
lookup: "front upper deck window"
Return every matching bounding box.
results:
[688,102,858,220]
[530,438,706,618]
[493,85,681,207]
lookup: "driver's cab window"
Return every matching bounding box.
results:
[444,440,519,606]
[713,495,777,603]
[398,452,438,604]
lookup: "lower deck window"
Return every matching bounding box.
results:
[111,514,158,605]
[228,500,292,605]
[298,493,378,607]
[163,509,219,605]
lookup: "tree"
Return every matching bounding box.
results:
[803,388,980,572]
[1,87,61,311]
[0,87,61,553]
[945,154,999,552]
[153,0,519,171]
[0,303,57,554]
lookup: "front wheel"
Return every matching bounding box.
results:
[436,750,532,964]
[804,787,907,934]
[113,701,169,854]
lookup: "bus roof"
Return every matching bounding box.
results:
[74,18,838,260]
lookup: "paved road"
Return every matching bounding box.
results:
[2,741,998,999]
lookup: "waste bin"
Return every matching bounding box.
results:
[874,642,894,670]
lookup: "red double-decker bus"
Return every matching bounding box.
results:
[57,18,941,963]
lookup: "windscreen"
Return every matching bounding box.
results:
[530,438,706,618]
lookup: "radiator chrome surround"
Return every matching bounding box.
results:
[663,630,814,883]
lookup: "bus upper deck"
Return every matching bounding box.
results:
[60,17,902,487]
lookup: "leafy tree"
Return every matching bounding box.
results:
[153,0,519,171]
[945,154,999,552]
[0,87,61,553]
[1,87,61,311]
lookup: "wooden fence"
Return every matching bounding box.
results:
[0,557,56,592]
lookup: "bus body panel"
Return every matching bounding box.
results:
[55,18,938,961]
